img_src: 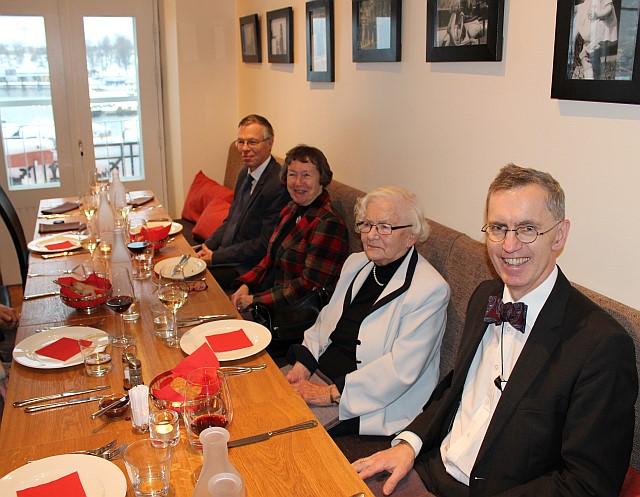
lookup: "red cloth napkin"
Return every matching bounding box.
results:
[35,337,92,361]
[45,240,74,250]
[17,471,87,497]
[140,224,171,241]
[206,329,253,352]
[153,343,220,402]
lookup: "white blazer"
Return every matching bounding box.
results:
[302,247,450,435]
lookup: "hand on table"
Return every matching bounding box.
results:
[290,379,334,406]
[0,304,18,329]
[231,284,254,311]
[196,244,213,263]
[352,442,416,496]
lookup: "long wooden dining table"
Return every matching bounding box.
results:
[0,195,373,497]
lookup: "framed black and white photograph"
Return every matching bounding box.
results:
[306,0,335,82]
[240,14,261,63]
[426,0,504,62]
[352,0,402,62]
[267,7,294,63]
[551,0,640,104]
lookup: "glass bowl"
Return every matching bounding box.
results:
[59,273,112,314]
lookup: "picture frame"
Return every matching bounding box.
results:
[426,0,504,62]
[306,0,335,82]
[240,14,261,63]
[551,0,640,105]
[267,7,294,64]
[352,0,402,62]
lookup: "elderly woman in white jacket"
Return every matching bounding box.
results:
[286,186,450,436]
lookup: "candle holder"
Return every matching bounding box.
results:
[149,409,180,447]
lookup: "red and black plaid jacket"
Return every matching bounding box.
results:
[238,190,349,307]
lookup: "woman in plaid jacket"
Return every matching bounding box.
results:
[231,145,349,320]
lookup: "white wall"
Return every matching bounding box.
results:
[231,0,640,309]
[159,0,238,218]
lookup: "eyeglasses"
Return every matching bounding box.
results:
[355,222,412,236]
[481,220,563,244]
[236,138,270,148]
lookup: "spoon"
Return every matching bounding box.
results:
[89,395,129,419]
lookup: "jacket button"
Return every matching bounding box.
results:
[356,340,361,345]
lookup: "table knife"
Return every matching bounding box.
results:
[24,395,106,413]
[14,385,110,407]
[41,250,87,259]
[23,291,59,301]
[227,420,318,448]
[177,314,233,324]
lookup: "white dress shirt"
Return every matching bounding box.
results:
[394,266,559,486]
[248,156,271,194]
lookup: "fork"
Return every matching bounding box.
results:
[28,264,87,278]
[171,254,190,276]
[100,443,126,460]
[34,318,105,333]
[69,439,117,456]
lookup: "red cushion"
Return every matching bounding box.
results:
[192,199,231,240]
[621,467,640,497]
[181,170,234,222]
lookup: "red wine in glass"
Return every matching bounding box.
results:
[106,295,134,314]
[127,240,150,255]
[190,414,228,435]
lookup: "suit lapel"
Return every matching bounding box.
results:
[243,157,277,214]
[475,270,571,462]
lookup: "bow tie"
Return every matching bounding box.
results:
[484,296,527,333]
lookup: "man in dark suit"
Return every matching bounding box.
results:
[196,115,289,290]
[354,164,637,497]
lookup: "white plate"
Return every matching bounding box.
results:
[180,319,272,361]
[28,233,85,254]
[144,220,182,236]
[154,256,206,279]
[13,326,107,369]
[0,454,126,497]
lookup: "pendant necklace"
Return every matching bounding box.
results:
[372,265,384,287]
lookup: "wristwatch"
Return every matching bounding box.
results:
[329,385,341,405]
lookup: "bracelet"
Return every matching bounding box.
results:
[329,386,341,405]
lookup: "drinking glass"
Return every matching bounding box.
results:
[80,193,98,230]
[149,409,180,447]
[79,334,113,377]
[106,266,135,347]
[123,439,172,497]
[182,368,232,449]
[156,269,188,347]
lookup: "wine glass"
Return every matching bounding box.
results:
[157,268,189,347]
[80,193,98,230]
[182,367,232,449]
[106,266,135,347]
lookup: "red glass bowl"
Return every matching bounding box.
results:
[59,273,112,314]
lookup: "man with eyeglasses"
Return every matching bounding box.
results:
[197,114,289,289]
[354,164,637,497]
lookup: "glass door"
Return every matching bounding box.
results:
[0,0,165,285]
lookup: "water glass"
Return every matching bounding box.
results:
[151,302,172,339]
[131,244,154,280]
[79,334,113,377]
[123,439,172,497]
[149,409,180,447]
[182,368,232,449]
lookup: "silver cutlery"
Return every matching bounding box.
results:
[14,385,110,408]
[34,318,105,333]
[171,254,190,276]
[177,314,234,328]
[28,264,87,279]
[100,443,126,460]
[89,395,129,419]
[23,291,59,301]
[132,203,163,211]
[70,439,118,456]
[40,250,87,260]
[227,420,318,448]
[38,214,75,219]
[219,364,267,376]
[24,395,106,413]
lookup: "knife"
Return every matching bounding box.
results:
[227,420,318,448]
[24,395,106,413]
[23,291,60,301]
[177,314,233,324]
[14,385,110,407]
[41,250,87,259]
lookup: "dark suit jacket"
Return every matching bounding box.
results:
[205,157,289,273]
[410,267,637,497]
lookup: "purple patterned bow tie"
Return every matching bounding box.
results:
[484,296,527,333]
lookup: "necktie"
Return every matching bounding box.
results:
[483,295,527,333]
[220,172,254,247]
